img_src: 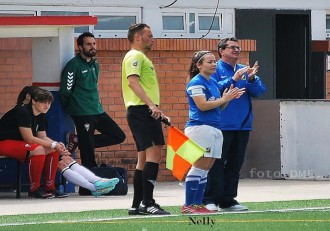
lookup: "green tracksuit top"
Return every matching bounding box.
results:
[59,54,104,115]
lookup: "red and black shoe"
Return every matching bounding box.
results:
[28,189,55,199]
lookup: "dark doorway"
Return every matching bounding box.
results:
[310,52,326,98]
[236,10,275,99]
[276,14,310,99]
[236,10,323,99]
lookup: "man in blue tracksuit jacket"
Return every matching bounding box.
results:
[203,37,266,212]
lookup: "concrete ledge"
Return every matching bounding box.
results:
[1,179,330,216]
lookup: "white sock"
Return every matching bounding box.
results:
[62,168,97,191]
[69,162,101,183]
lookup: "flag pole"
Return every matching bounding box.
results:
[159,116,172,127]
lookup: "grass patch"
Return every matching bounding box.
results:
[1,199,330,231]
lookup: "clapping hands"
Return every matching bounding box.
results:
[247,61,259,81]
[223,84,245,101]
[232,61,259,82]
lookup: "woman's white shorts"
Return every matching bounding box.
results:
[184,125,223,159]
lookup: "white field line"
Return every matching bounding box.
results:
[1,206,330,227]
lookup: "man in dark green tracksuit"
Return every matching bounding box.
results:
[59,32,126,169]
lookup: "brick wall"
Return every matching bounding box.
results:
[0,37,255,182]
[312,41,330,99]
[327,70,330,99]
[0,38,32,113]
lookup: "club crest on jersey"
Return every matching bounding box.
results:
[241,75,246,80]
[84,123,90,131]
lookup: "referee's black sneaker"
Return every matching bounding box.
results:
[128,207,142,215]
[138,200,171,215]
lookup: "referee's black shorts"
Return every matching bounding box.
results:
[127,105,165,152]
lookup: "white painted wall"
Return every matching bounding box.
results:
[1,0,329,9]
[31,27,75,89]
[311,10,327,40]
[0,0,329,39]
[280,101,330,180]
[0,24,75,87]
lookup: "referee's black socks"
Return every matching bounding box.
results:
[142,162,159,205]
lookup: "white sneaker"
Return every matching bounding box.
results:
[219,204,248,212]
[205,203,219,211]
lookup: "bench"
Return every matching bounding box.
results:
[0,156,22,198]
[0,156,72,198]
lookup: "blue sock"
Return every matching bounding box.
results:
[194,172,208,205]
[185,167,204,206]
